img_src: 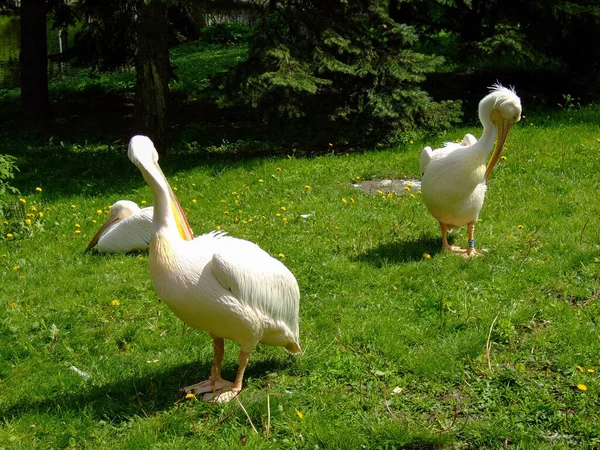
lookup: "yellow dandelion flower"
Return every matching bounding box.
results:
[192,199,197,204]
[19,198,26,204]
[30,205,37,211]
[26,213,34,218]
[275,168,281,172]
[377,189,383,195]
[278,253,285,258]
[173,187,178,191]
[25,219,31,226]
[38,212,44,218]
[6,233,13,238]
[192,183,196,187]
[275,213,281,217]
[3,220,8,225]
[304,185,311,190]
[577,384,587,391]
[75,230,81,234]
[296,410,304,419]
[576,365,584,372]
[518,225,524,230]
[224,211,230,215]
[111,299,120,306]
[1,253,6,257]
[141,200,147,205]
[587,369,596,373]
[404,186,411,191]
[423,253,431,259]
[417,190,422,194]
[409,140,414,144]
[281,206,287,211]
[216,225,221,231]
[409,193,416,199]
[97,209,103,214]
[19,276,25,280]
[329,143,333,147]
[13,265,20,270]
[220,199,226,203]
[386,193,393,199]
[355,176,360,180]
[282,218,287,223]
[258,179,264,183]
[75,224,81,228]
[10,302,17,309]
[500,155,507,161]
[35,187,42,192]
[232,191,237,195]
[342,198,348,204]
[92,219,96,223]
[185,393,195,399]
[71,204,76,209]
[350,197,355,203]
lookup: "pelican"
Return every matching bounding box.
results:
[420,84,521,256]
[86,200,153,253]
[127,135,301,402]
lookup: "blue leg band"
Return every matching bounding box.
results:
[468,239,475,249]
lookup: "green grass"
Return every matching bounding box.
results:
[1,43,600,448]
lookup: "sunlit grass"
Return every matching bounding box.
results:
[1,101,599,447]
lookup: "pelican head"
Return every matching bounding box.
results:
[86,200,142,251]
[482,84,522,179]
[127,135,194,241]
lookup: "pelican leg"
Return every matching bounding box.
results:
[205,351,249,403]
[182,337,234,399]
[465,222,480,257]
[440,222,466,254]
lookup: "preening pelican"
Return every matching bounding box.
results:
[86,200,153,253]
[128,135,301,402]
[420,84,521,256]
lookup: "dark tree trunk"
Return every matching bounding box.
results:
[20,0,50,121]
[134,0,169,156]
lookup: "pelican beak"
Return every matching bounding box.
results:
[485,115,513,180]
[155,162,194,241]
[85,215,120,251]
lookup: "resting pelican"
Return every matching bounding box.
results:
[420,84,521,256]
[127,135,301,402]
[86,200,153,253]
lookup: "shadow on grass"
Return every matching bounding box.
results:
[0,355,294,422]
[353,235,444,266]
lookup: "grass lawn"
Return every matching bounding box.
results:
[1,42,600,449]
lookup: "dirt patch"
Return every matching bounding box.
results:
[352,179,421,195]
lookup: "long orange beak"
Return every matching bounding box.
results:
[485,117,513,180]
[155,162,194,241]
[85,215,120,251]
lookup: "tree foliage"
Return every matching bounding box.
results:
[216,0,462,145]
[392,0,600,96]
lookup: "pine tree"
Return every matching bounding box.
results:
[216,0,462,145]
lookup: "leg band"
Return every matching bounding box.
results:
[468,239,475,248]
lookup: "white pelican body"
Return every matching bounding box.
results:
[86,200,153,253]
[420,84,521,256]
[128,135,300,402]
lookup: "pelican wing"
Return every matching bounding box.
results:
[98,207,153,253]
[461,133,477,147]
[420,146,433,176]
[210,238,300,340]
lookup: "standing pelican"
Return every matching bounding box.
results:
[420,84,521,256]
[127,135,301,402]
[86,200,153,253]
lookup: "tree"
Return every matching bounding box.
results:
[134,0,170,154]
[390,0,600,99]
[20,0,51,121]
[216,0,461,146]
